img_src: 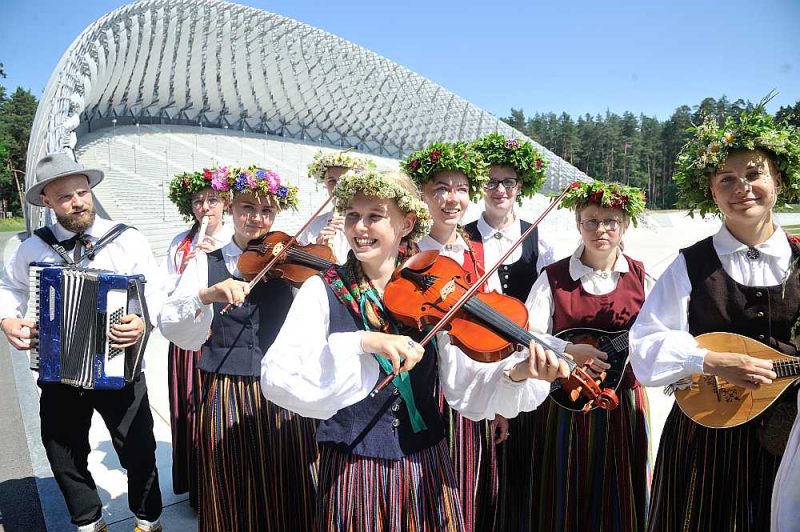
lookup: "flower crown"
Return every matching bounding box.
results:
[560,181,647,227]
[168,169,220,222]
[208,165,299,210]
[333,169,433,242]
[471,133,548,200]
[401,142,489,201]
[307,150,375,181]
[674,94,800,217]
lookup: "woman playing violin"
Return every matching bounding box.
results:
[158,166,318,531]
[261,169,569,531]
[630,100,800,531]
[161,168,232,507]
[403,141,506,530]
[525,181,652,531]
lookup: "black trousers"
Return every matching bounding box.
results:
[39,373,162,526]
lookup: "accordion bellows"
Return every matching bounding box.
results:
[28,264,150,389]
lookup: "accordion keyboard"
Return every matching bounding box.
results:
[25,265,43,370]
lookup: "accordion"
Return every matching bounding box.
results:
[26,264,150,389]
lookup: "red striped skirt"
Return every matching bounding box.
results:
[196,372,319,532]
[167,343,202,503]
[528,386,651,532]
[318,440,464,531]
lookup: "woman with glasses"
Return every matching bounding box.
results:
[159,167,318,531]
[630,102,800,531]
[466,133,560,530]
[162,170,232,507]
[525,181,652,531]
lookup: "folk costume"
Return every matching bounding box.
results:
[522,182,651,532]
[630,102,800,531]
[162,168,232,505]
[465,133,563,530]
[403,142,505,531]
[261,169,553,531]
[158,166,317,532]
[0,153,163,531]
[298,151,375,264]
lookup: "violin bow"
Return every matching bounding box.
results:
[220,194,334,314]
[370,182,576,396]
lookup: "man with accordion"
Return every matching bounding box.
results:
[0,153,163,532]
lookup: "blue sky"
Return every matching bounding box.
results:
[1,0,798,121]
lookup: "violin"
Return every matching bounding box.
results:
[383,251,619,411]
[238,231,335,288]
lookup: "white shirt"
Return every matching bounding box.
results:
[474,215,559,293]
[525,244,654,354]
[157,238,242,350]
[773,393,800,531]
[161,224,233,296]
[260,274,551,422]
[297,209,350,265]
[417,233,472,267]
[629,224,793,387]
[0,216,163,325]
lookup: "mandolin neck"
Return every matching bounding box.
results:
[774,358,800,379]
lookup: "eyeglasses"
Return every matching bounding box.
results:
[580,218,621,231]
[191,197,222,209]
[485,179,518,191]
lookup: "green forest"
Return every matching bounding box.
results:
[502,97,800,209]
[0,61,798,219]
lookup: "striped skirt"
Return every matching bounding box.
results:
[497,409,539,531]
[648,401,785,531]
[529,385,651,532]
[166,343,202,504]
[441,403,499,532]
[197,372,319,532]
[318,440,464,531]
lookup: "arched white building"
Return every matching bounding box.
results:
[26,0,589,228]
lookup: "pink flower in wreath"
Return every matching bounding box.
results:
[410,159,421,170]
[505,139,520,150]
[429,150,442,163]
[535,159,543,169]
[244,171,258,189]
[211,166,230,191]
[570,182,581,190]
[203,169,213,181]
[264,170,281,194]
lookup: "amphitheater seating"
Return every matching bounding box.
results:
[76,125,582,258]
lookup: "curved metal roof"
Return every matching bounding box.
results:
[26,0,589,225]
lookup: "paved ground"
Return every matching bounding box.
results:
[4,211,785,531]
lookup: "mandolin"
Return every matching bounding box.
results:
[674,332,800,429]
[549,328,630,412]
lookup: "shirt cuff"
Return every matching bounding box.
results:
[687,347,708,375]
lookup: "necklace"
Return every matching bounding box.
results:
[746,247,761,260]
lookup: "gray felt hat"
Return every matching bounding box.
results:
[26,152,104,206]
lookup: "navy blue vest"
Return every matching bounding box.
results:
[315,280,445,460]
[464,218,540,302]
[200,249,294,377]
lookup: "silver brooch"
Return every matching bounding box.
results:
[493,232,503,240]
[746,247,761,260]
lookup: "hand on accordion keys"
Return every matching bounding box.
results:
[0,317,38,351]
[108,314,146,349]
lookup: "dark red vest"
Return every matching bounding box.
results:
[546,254,646,334]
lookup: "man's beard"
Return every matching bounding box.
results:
[57,207,96,234]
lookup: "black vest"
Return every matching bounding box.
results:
[200,249,294,377]
[464,218,540,302]
[682,236,800,356]
[315,281,445,460]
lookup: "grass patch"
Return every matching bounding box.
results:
[784,224,800,236]
[0,217,25,232]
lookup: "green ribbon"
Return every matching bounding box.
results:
[359,290,428,433]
